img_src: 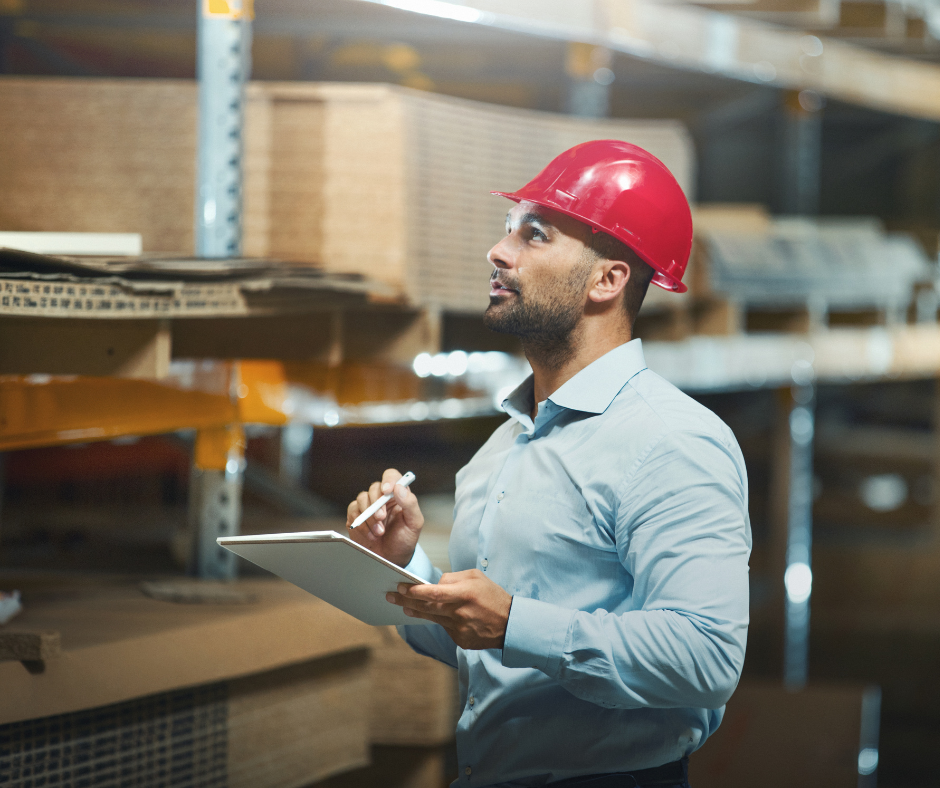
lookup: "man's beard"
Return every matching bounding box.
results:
[483,254,593,370]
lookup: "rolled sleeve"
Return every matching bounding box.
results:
[501,596,573,675]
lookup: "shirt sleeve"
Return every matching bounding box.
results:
[502,429,751,710]
[396,543,460,669]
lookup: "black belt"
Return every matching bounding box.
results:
[549,757,688,788]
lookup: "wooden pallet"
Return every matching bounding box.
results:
[635,297,902,342]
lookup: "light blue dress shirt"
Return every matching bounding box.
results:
[399,339,752,787]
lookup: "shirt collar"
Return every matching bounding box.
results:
[502,376,536,434]
[501,339,647,427]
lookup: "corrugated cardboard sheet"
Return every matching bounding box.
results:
[0,248,390,318]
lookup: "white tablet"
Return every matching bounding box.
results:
[217,531,430,626]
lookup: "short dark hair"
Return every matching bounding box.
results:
[589,231,655,325]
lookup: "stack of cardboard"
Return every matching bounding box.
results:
[0,577,379,788]
[0,79,198,255]
[0,78,694,314]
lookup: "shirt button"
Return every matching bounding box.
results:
[496,492,505,501]
[469,696,475,707]
[465,766,472,776]
[481,559,488,568]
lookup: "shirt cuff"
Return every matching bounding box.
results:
[403,543,442,584]
[501,596,573,676]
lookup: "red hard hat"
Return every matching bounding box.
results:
[492,140,692,293]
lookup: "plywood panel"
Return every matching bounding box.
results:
[0,575,378,726]
[369,627,458,746]
[0,316,170,378]
[260,98,327,262]
[0,79,197,254]
[322,87,409,291]
[229,653,372,788]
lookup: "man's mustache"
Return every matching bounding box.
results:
[490,272,520,292]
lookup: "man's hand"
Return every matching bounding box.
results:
[387,570,512,650]
[346,468,424,568]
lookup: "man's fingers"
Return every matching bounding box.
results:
[402,607,456,629]
[388,589,433,609]
[398,573,479,598]
[354,490,385,536]
[381,468,404,488]
[368,516,385,537]
[347,468,420,544]
[387,591,456,622]
[388,596,456,629]
[372,468,422,532]
[367,481,388,521]
[397,582,451,601]
[355,490,371,515]
[389,484,423,530]
[389,586,445,609]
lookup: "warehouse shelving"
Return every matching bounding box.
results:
[2,1,940,785]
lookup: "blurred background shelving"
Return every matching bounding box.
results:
[2,1,940,787]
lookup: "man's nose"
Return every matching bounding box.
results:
[487,235,514,269]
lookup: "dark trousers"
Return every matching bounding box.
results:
[548,757,689,788]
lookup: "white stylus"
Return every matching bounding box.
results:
[349,472,416,529]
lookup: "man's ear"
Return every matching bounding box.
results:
[588,260,630,304]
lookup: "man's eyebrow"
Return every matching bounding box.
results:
[507,212,554,230]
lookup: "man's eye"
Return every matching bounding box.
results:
[531,228,547,241]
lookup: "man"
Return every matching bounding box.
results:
[346,140,751,787]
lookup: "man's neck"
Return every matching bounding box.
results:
[526,321,633,419]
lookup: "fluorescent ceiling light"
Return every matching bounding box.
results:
[374,0,486,24]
